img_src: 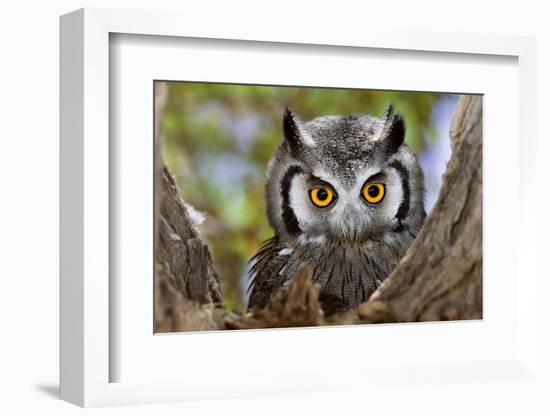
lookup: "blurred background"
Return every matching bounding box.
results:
[159,82,460,312]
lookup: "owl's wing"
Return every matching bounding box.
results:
[246,237,289,310]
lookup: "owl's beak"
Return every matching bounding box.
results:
[335,205,365,242]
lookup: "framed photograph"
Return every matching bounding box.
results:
[60,8,538,408]
[153,81,474,331]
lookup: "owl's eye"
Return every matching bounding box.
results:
[309,187,335,208]
[362,183,385,204]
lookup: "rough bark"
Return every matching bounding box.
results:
[225,265,325,329]
[357,95,483,322]
[156,167,222,305]
[155,160,224,333]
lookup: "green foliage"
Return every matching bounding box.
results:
[161,82,441,311]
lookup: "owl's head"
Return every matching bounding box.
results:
[265,106,426,245]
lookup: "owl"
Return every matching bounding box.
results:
[247,105,426,315]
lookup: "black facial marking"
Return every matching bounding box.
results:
[280,165,303,236]
[388,160,410,223]
[392,218,405,232]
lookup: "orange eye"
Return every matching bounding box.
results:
[309,187,335,208]
[362,183,385,204]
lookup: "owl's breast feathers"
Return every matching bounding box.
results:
[247,235,412,315]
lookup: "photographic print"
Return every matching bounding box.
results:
[154,82,482,332]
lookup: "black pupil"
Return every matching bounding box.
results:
[368,185,380,197]
[317,189,329,201]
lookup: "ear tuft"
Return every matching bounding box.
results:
[283,107,315,151]
[283,107,300,150]
[380,104,405,154]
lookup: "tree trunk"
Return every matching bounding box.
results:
[154,82,223,333]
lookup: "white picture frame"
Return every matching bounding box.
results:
[60,7,538,408]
